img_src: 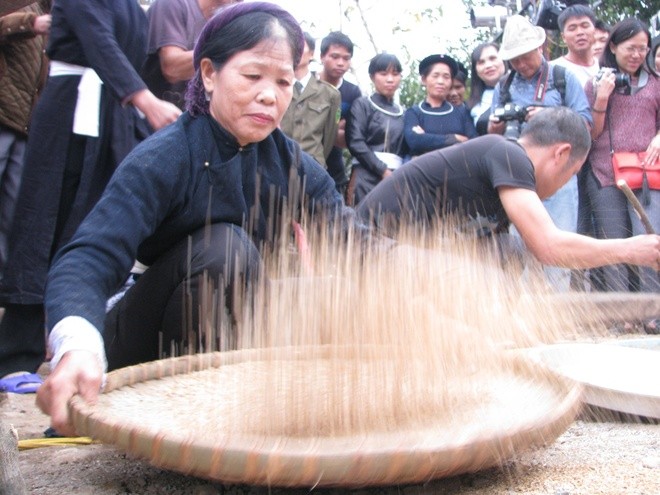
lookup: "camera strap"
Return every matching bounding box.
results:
[533,62,550,103]
[498,71,516,106]
[498,61,555,106]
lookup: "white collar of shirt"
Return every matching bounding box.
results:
[297,71,313,91]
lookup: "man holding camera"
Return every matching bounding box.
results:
[488,15,592,291]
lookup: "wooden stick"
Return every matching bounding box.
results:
[616,180,655,234]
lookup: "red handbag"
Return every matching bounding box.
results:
[612,152,660,190]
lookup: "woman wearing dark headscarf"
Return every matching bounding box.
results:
[346,53,407,205]
[36,2,351,435]
[403,54,477,157]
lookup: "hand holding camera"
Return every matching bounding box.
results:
[491,103,545,140]
[593,68,631,99]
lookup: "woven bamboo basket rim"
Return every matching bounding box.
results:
[69,346,582,487]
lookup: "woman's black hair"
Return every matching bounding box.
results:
[368,53,402,76]
[649,36,660,71]
[601,18,657,77]
[467,42,504,109]
[186,3,303,116]
[453,70,467,86]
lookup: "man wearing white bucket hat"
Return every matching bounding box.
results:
[488,14,592,292]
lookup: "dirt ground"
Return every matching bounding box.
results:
[2,379,658,495]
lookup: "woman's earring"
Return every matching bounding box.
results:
[205,91,211,102]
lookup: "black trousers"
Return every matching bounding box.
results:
[0,133,87,377]
[0,304,45,376]
[103,223,262,371]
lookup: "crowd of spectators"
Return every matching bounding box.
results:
[0,0,658,398]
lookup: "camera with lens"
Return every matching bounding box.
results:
[594,68,631,92]
[492,103,529,140]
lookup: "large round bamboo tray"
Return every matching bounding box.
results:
[69,347,581,487]
[526,340,660,419]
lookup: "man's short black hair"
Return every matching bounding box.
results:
[557,5,596,33]
[320,31,354,56]
[594,19,611,33]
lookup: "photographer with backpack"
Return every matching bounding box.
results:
[487,15,592,292]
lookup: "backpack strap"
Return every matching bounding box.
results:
[498,65,566,105]
[497,70,517,106]
[552,64,567,104]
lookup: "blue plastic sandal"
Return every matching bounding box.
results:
[0,373,43,394]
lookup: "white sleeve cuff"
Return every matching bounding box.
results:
[49,316,108,373]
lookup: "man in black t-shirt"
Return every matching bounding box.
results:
[357,133,535,234]
[357,107,660,272]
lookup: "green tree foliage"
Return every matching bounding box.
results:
[398,61,425,109]
[544,1,659,60]
[592,0,658,27]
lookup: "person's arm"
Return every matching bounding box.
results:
[563,70,594,129]
[461,105,478,139]
[158,45,194,83]
[335,119,347,148]
[36,340,104,436]
[0,10,49,41]
[403,107,458,155]
[643,130,660,166]
[587,73,614,139]
[129,88,181,130]
[60,0,180,129]
[487,84,506,135]
[37,131,186,433]
[322,87,341,160]
[645,106,660,165]
[499,186,660,269]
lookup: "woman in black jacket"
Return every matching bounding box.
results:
[347,53,406,205]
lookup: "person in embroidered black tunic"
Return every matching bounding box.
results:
[403,53,477,157]
[346,53,407,205]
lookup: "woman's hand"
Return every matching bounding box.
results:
[643,134,660,166]
[130,89,182,131]
[36,351,104,437]
[454,134,469,143]
[593,70,616,103]
[382,169,393,179]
